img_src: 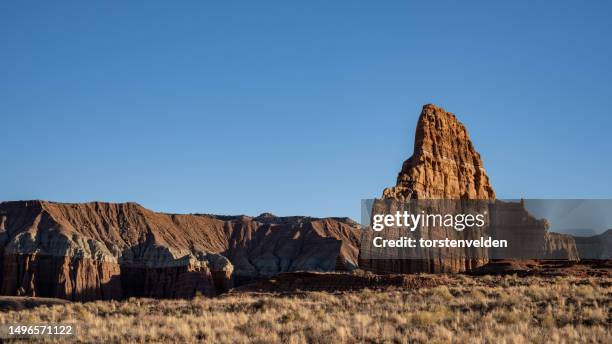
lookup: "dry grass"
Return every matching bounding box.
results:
[0,274,610,343]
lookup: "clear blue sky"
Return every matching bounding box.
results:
[1,1,611,220]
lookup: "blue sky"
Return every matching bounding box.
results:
[1,1,611,220]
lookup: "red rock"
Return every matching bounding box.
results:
[361,104,579,274]
[1,254,121,301]
[383,104,495,200]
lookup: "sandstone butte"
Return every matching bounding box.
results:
[359,104,580,274]
[0,201,360,301]
[383,104,496,200]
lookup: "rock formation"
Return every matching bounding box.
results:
[489,200,579,260]
[0,201,360,301]
[361,105,496,273]
[383,104,495,200]
[544,233,581,259]
[361,104,579,274]
[573,230,612,259]
[222,214,360,285]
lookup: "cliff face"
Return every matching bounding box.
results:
[0,201,360,301]
[361,104,578,274]
[223,215,360,285]
[489,201,580,261]
[364,105,495,273]
[573,230,612,259]
[545,232,580,259]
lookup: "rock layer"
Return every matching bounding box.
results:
[0,201,360,300]
[1,254,121,301]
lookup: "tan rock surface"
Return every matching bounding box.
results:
[545,232,581,259]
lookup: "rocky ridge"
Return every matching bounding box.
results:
[0,201,360,300]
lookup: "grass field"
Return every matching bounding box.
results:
[0,274,610,343]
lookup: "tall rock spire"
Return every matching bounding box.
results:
[360,104,578,275]
[383,104,495,200]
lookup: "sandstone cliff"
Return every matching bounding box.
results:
[362,105,496,273]
[0,201,360,300]
[545,232,581,259]
[383,104,495,200]
[573,230,612,259]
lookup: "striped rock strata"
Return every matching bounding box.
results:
[0,201,360,300]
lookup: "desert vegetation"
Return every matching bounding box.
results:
[0,274,609,343]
